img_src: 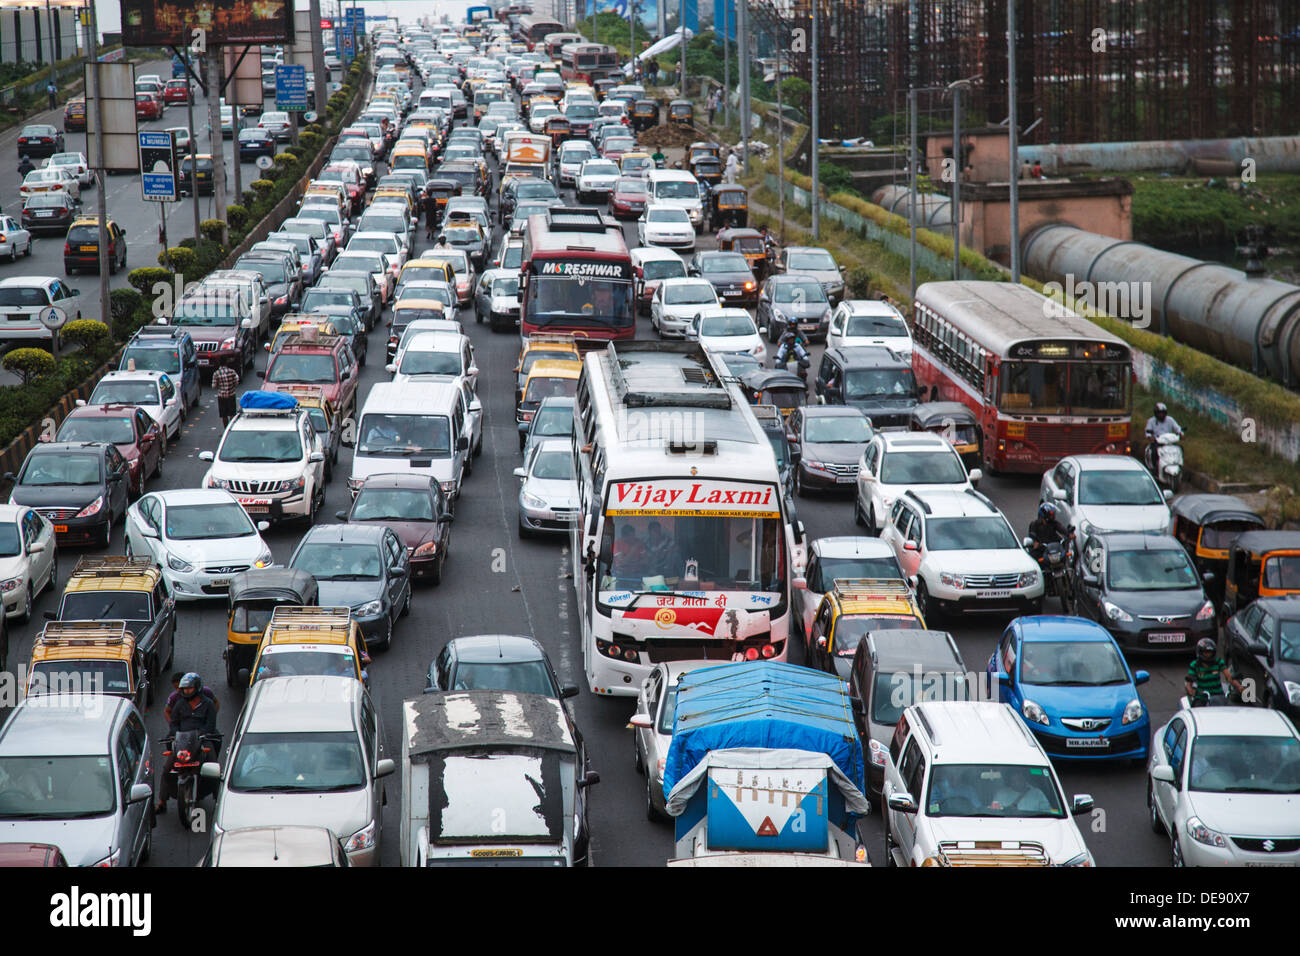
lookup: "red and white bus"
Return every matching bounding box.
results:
[559,43,619,84]
[517,15,563,50]
[543,31,585,59]
[911,281,1133,474]
[520,207,634,345]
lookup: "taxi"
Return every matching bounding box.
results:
[390,143,431,175]
[247,605,368,685]
[267,315,337,354]
[27,620,149,710]
[514,333,582,406]
[807,577,926,680]
[63,96,87,132]
[620,151,654,179]
[369,185,418,216]
[517,358,582,431]
[398,256,456,289]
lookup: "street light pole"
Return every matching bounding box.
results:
[738,0,750,173]
[723,0,730,128]
[678,0,686,96]
[776,20,784,243]
[947,78,977,280]
[1007,0,1020,281]
[87,0,109,327]
[908,87,917,297]
[185,50,200,245]
[810,0,819,239]
[45,0,58,87]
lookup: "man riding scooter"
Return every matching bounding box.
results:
[1144,401,1184,488]
[774,324,810,378]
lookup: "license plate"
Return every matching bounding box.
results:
[835,475,856,484]
[35,211,53,217]
[1148,632,1187,644]
[1066,737,1110,749]
[53,524,68,533]
[209,577,231,588]
[470,848,521,858]
[977,589,1013,599]
[7,314,27,321]
[198,356,211,365]
[79,245,95,252]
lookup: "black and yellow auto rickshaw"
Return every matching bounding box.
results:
[709,184,749,229]
[224,568,319,687]
[1170,494,1265,604]
[693,157,723,188]
[1221,530,1300,615]
[632,98,660,131]
[716,227,767,277]
[688,141,722,166]
[910,401,982,471]
[668,98,694,125]
[740,368,807,426]
[425,178,461,225]
[594,77,619,100]
[544,113,571,148]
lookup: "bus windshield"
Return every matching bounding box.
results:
[1000,361,1129,414]
[525,276,633,330]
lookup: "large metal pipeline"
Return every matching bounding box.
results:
[1019,136,1300,176]
[872,184,953,229]
[1021,224,1300,386]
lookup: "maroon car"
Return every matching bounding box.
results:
[0,843,67,866]
[608,177,649,220]
[337,474,452,583]
[54,403,164,498]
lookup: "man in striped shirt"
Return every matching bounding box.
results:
[212,364,240,429]
[1185,638,1244,704]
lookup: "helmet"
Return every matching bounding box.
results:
[179,672,201,691]
[1155,402,1168,417]
[1196,638,1216,661]
[1037,501,1057,521]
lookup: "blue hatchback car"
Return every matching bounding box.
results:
[988,615,1151,762]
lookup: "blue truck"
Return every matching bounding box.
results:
[662,661,872,866]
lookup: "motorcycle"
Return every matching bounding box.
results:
[1024,536,1072,613]
[773,335,810,382]
[1146,431,1184,493]
[164,730,222,828]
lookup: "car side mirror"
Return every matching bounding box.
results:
[456,436,469,451]
[758,327,768,335]
[886,791,917,814]
[1151,765,1175,785]
[198,451,215,462]
[1070,794,1095,816]
[1162,488,1173,501]
[1134,669,1150,685]
[903,540,918,552]
[967,468,982,484]
[560,685,578,700]
[1022,536,1034,549]
[256,521,270,532]
[628,713,652,729]
[385,363,397,373]
[1052,488,1067,501]
[1201,571,1215,583]
[199,763,222,780]
[335,510,348,522]
[512,467,526,479]
[578,770,600,789]
[376,758,396,779]
[26,541,45,554]
[128,783,153,804]
[792,576,807,591]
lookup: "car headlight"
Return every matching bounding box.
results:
[802,460,826,472]
[1018,570,1039,588]
[1059,852,1093,867]
[254,549,272,569]
[1122,697,1144,725]
[1195,600,1214,621]
[1102,600,1133,622]
[208,476,231,490]
[76,495,105,518]
[354,600,383,617]
[344,820,376,852]
[1022,699,1049,725]
[940,572,965,589]
[750,343,766,358]
[0,575,22,593]
[1186,816,1227,848]
[219,336,236,349]
[1285,681,1300,705]
[167,553,194,573]
[92,848,122,867]
[286,476,306,492]
[867,737,887,768]
[1076,519,1093,538]
[521,491,547,509]
[413,541,439,557]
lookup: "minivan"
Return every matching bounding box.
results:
[646,169,703,232]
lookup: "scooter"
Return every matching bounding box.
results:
[774,335,810,383]
[164,730,222,829]
[1146,431,1184,493]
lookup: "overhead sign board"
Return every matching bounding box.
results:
[139,130,178,201]
[119,0,294,46]
[275,64,307,111]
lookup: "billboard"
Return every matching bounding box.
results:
[592,0,659,31]
[119,0,294,46]
[85,62,138,173]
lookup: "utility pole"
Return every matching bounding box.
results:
[87,0,109,327]
[205,51,227,246]
[309,0,328,130]
[908,87,917,297]
[185,50,200,245]
[947,78,977,280]
[1007,0,1020,281]
[738,0,749,175]
[776,19,784,243]
[810,0,819,238]
[678,0,686,96]
[723,0,730,128]
[225,56,242,208]
[45,0,58,83]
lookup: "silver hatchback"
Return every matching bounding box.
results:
[0,694,154,866]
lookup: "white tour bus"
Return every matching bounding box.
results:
[571,341,794,696]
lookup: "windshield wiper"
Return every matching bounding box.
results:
[331,573,378,580]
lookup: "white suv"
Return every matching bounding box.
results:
[883,701,1096,867]
[826,300,913,359]
[198,404,326,524]
[880,489,1043,620]
[855,432,982,533]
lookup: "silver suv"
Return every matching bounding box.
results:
[0,694,154,866]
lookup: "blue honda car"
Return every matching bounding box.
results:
[988,615,1151,762]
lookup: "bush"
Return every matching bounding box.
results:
[846,266,874,299]
[2,348,55,385]
[109,288,143,322]
[60,319,110,352]
[305,123,324,136]
[283,145,307,160]
[226,204,249,231]
[200,219,225,243]
[250,179,275,196]
[178,237,196,249]
[127,267,171,295]
[273,152,298,167]
[158,246,197,273]
[261,164,283,182]
[299,131,323,152]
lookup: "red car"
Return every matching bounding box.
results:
[0,844,67,866]
[135,92,163,120]
[54,403,165,499]
[609,177,649,220]
[163,79,193,104]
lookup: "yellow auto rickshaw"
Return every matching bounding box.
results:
[668,99,694,125]
[717,227,767,278]
[708,184,749,229]
[910,401,982,471]
[1221,530,1300,615]
[224,568,319,687]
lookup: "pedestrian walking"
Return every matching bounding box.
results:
[46,81,56,111]
[724,149,740,184]
[708,89,718,125]
[212,363,240,429]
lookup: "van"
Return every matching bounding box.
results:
[349,381,471,508]
[647,169,704,232]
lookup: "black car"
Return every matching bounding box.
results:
[501,177,559,224]
[1222,596,1300,722]
[426,634,578,700]
[17,124,63,158]
[237,127,275,160]
[7,442,131,548]
[317,271,382,331]
[312,306,368,366]
[234,253,301,318]
[813,346,920,429]
[288,523,412,650]
[178,155,218,196]
[22,193,75,235]
[789,405,874,496]
[1071,531,1218,654]
[758,274,833,343]
[688,250,759,308]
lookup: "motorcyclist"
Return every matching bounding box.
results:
[154,672,220,814]
[759,224,778,258]
[1144,401,1183,469]
[1025,501,1066,562]
[774,324,810,370]
[17,155,34,178]
[650,147,666,168]
[1185,638,1244,705]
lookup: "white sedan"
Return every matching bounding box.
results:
[0,504,57,622]
[0,215,32,261]
[686,307,767,361]
[47,152,94,188]
[637,204,695,251]
[651,278,721,338]
[124,489,273,601]
[575,159,620,204]
[85,370,183,441]
[20,167,80,202]
[1148,700,1300,867]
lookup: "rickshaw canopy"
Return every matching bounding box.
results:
[227,568,320,607]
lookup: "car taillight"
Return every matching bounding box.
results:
[63,242,70,254]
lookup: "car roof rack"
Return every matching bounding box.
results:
[829,577,913,601]
[269,605,353,632]
[134,324,187,339]
[278,331,342,349]
[902,489,932,514]
[70,555,157,578]
[35,619,132,648]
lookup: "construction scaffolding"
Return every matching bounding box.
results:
[746,0,1300,146]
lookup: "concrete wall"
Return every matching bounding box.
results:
[925,129,1014,185]
[956,181,1133,266]
[0,9,78,65]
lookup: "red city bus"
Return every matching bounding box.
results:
[559,43,620,84]
[517,15,563,50]
[910,281,1133,474]
[520,207,634,345]
[543,31,585,59]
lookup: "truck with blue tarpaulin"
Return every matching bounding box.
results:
[662,661,871,865]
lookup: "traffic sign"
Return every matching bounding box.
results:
[138,130,178,202]
[38,306,67,331]
[275,64,308,111]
